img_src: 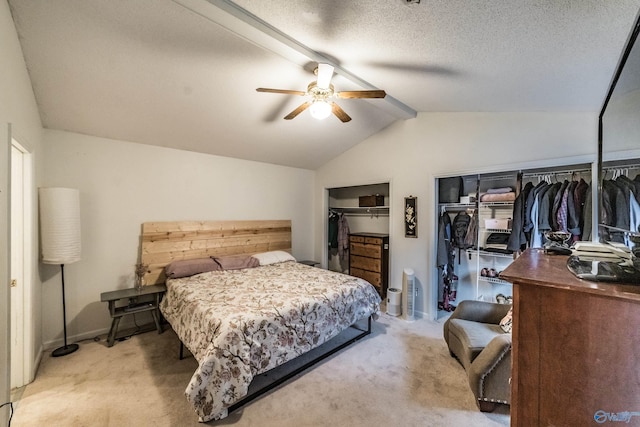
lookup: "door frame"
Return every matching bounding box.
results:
[10,139,34,388]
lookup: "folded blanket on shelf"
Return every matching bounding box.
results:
[480,192,516,202]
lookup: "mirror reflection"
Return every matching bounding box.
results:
[599,11,640,250]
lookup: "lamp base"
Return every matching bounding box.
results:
[51,343,79,357]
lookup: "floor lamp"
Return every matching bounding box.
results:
[39,187,81,357]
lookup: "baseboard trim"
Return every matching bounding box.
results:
[43,313,157,350]
[43,327,110,351]
[31,345,43,382]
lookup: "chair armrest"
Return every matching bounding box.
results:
[449,300,511,325]
[468,333,512,404]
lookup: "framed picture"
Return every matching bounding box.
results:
[404,196,417,238]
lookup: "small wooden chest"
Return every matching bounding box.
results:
[358,195,385,207]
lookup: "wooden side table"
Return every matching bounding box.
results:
[100,283,166,347]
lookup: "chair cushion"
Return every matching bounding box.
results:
[447,318,505,368]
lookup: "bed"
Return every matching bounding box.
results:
[139,220,381,422]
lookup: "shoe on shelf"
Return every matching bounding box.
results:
[488,268,498,278]
[481,268,489,277]
[496,293,507,304]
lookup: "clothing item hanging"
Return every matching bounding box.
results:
[601,173,640,247]
[328,210,339,249]
[337,214,350,260]
[328,210,351,259]
[437,211,457,311]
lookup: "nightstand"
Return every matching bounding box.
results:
[100,283,166,347]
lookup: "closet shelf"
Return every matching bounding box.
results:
[482,228,512,233]
[330,206,389,216]
[478,276,512,285]
[479,201,514,207]
[439,203,476,212]
[476,250,516,259]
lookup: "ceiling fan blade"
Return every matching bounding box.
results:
[316,63,334,89]
[284,101,311,120]
[257,88,306,96]
[336,90,386,99]
[330,102,352,123]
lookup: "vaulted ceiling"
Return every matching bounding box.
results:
[8,0,640,169]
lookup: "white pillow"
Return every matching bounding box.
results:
[252,250,296,265]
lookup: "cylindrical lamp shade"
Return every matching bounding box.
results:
[39,187,81,264]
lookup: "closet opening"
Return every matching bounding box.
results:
[327,183,390,298]
[434,162,595,320]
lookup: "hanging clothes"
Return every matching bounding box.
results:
[583,184,593,241]
[523,181,548,243]
[602,179,629,243]
[551,180,569,231]
[464,210,478,249]
[571,178,589,241]
[328,210,339,249]
[508,181,533,252]
[605,174,640,246]
[437,211,456,311]
[530,181,551,248]
[337,213,350,260]
[437,211,453,269]
[538,181,562,238]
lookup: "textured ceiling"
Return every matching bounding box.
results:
[8,0,640,169]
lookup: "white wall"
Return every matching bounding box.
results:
[40,130,315,347]
[0,0,44,420]
[315,112,598,319]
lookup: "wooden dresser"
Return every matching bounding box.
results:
[500,249,640,427]
[349,232,389,298]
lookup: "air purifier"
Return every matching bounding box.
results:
[402,268,416,321]
[387,288,402,316]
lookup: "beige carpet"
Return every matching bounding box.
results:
[11,312,510,427]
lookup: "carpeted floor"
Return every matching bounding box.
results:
[10,312,510,426]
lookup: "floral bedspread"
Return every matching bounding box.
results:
[160,261,381,422]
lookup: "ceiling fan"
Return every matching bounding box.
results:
[256,63,386,123]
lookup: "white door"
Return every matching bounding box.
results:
[10,140,32,389]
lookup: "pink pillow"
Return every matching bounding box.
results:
[165,258,221,279]
[212,255,260,270]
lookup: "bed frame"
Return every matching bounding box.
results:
[139,220,373,418]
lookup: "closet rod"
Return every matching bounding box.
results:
[602,162,640,171]
[521,167,591,179]
[440,203,476,214]
[480,174,515,182]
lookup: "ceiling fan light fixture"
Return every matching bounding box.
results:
[316,63,334,89]
[310,100,331,120]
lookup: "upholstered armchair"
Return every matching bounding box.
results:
[443,300,512,412]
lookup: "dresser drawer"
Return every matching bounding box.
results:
[349,235,365,243]
[350,255,381,273]
[364,237,383,245]
[349,268,381,287]
[359,270,382,286]
[350,242,382,258]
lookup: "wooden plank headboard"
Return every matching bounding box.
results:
[140,220,292,285]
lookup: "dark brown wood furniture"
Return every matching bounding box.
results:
[349,232,389,297]
[500,249,640,427]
